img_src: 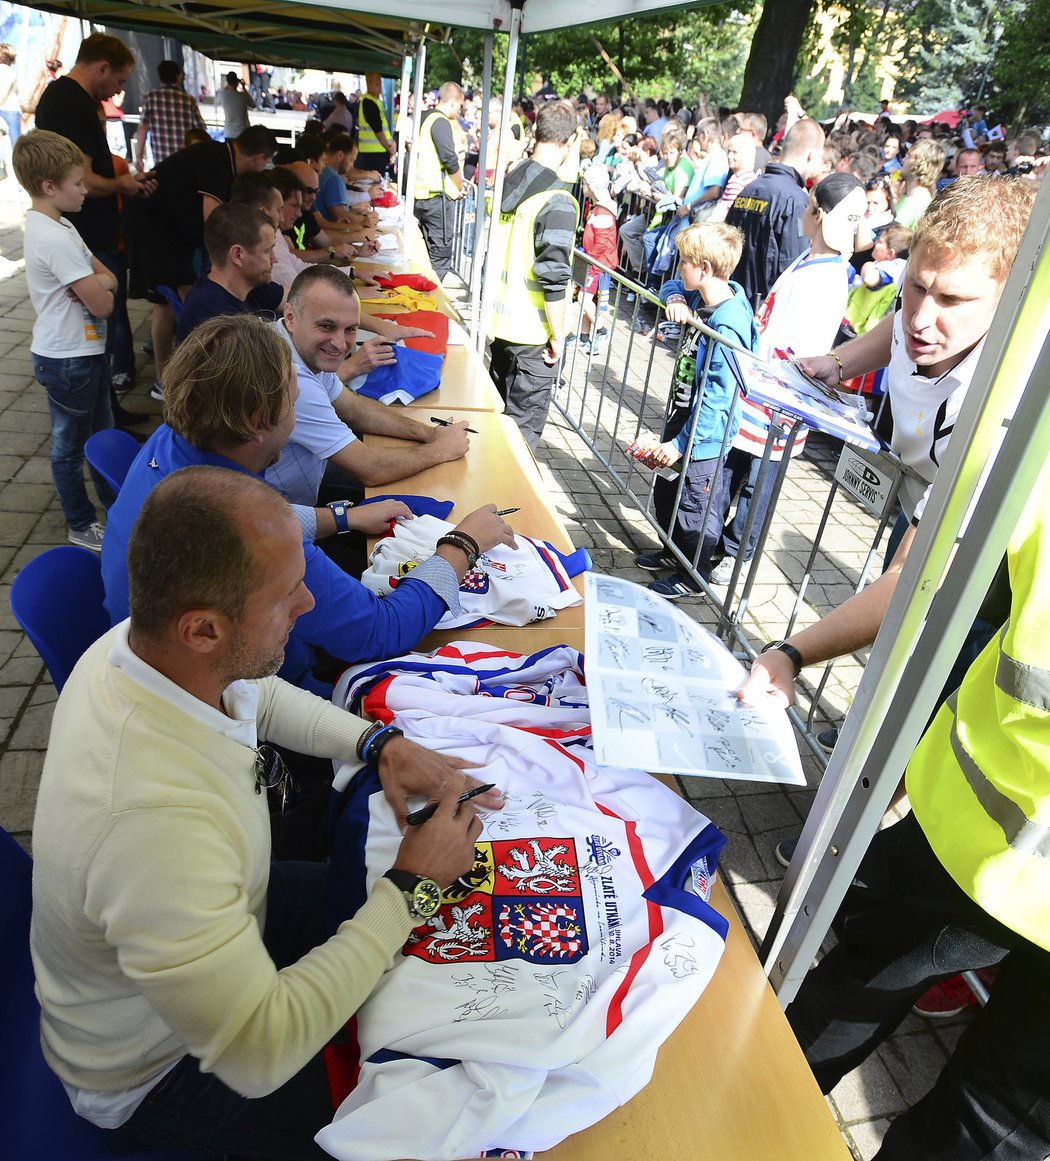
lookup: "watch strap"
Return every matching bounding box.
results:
[326,499,354,534]
[761,640,804,679]
[437,531,480,568]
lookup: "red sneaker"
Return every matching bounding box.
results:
[912,974,977,1018]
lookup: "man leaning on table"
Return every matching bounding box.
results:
[33,465,495,1160]
[100,312,516,698]
[266,264,469,508]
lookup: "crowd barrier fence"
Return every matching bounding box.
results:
[555,247,918,766]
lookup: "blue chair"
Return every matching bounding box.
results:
[0,826,201,1159]
[154,284,184,320]
[85,428,142,497]
[9,547,112,692]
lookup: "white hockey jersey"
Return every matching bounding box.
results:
[360,515,587,630]
[321,644,728,1161]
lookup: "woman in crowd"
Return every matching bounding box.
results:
[893,138,945,228]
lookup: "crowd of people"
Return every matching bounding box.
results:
[6,25,1050,1161]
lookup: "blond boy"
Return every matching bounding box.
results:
[14,129,119,551]
[633,221,758,598]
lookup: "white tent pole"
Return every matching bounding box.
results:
[466,30,494,339]
[403,39,427,224]
[475,2,522,355]
[396,47,413,198]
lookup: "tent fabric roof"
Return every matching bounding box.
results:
[18,0,423,71]
[18,0,715,69]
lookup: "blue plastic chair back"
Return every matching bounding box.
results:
[0,827,200,1159]
[9,547,112,692]
[154,284,184,320]
[85,428,142,497]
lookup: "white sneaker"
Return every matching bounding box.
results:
[709,556,737,586]
[149,380,164,402]
[68,522,105,552]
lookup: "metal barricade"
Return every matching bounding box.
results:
[554,247,915,764]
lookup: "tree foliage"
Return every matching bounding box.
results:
[423,5,758,108]
[992,0,1050,126]
[423,0,1047,131]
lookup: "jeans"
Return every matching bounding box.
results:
[654,455,724,582]
[787,813,1050,1161]
[93,248,135,381]
[720,447,781,563]
[33,354,114,529]
[117,861,335,1159]
[1,109,21,146]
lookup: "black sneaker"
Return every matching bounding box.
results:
[636,551,675,572]
[817,727,839,754]
[775,836,799,868]
[648,574,701,600]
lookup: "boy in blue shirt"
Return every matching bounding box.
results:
[633,221,758,598]
[14,130,119,551]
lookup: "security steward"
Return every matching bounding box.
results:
[786,455,1050,1161]
[357,72,396,176]
[413,81,466,282]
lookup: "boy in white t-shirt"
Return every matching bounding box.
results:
[14,130,119,551]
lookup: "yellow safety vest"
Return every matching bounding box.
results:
[358,92,391,153]
[414,112,462,201]
[907,459,1050,952]
[489,188,580,345]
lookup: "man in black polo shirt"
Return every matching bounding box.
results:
[725,117,826,305]
[35,33,154,421]
[175,203,283,344]
[283,160,357,265]
[128,125,276,395]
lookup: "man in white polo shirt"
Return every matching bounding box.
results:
[265,264,468,509]
[738,176,1035,706]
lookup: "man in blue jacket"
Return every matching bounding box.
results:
[725,118,826,305]
[101,313,515,696]
[633,221,759,599]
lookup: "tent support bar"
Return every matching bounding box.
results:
[466,29,494,338]
[763,178,1050,1006]
[396,47,412,196]
[403,37,427,225]
[475,1,522,354]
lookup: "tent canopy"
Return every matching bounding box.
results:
[18,0,428,71]
[17,0,716,69]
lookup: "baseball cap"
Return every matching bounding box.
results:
[813,172,866,255]
[582,162,610,193]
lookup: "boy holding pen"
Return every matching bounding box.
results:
[14,129,119,551]
[633,221,758,598]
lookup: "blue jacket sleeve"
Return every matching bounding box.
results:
[290,543,448,670]
[659,280,703,311]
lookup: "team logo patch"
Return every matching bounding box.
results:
[404,839,588,964]
[459,567,491,594]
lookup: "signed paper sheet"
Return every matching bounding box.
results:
[584,573,804,785]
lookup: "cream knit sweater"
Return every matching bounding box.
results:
[30,628,414,1097]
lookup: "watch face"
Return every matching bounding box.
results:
[412,878,443,918]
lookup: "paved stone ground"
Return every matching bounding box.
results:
[0,177,978,1160]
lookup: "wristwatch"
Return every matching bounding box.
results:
[383,869,443,919]
[760,640,804,679]
[327,244,338,262]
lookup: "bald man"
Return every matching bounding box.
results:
[725,117,828,304]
